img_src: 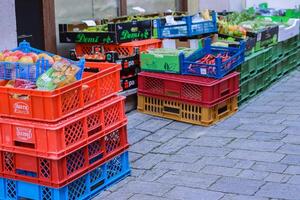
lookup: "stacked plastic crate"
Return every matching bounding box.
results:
[138,11,246,126]
[74,39,162,92]
[0,42,130,199]
[238,31,299,105]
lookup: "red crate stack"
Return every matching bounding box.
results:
[0,60,131,197]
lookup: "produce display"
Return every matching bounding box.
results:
[0,50,61,64]
[188,52,233,75]
[36,60,80,90]
[0,42,84,91]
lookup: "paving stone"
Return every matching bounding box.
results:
[165,186,224,200]
[284,165,300,174]
[256,182,300,199]
[154,161,205,172]
[117,181,173,196]
[233,112,262,119]
[95,191,133,200]
[129,152,143,163]
[178,126,207,139]
[221,194,268,200]
[165,154,201,164]
[227,139,283,152]
[128,128,153,145]
[238,170,269,180]
[278,144,300,155]
[210,177,264,195]
[251,162,287,173]
[282,135,300,144]
[165,121,193,131]
[206,129,254,139]
[152,138,192,154]
[132,153,167,170]
[131,169,146,177]
[201,165,242,176]
[139,168,169,182]
[248,132,287,141]
[227,150,285,162]
[178,146,232,157]
[237,124,286,133]
[281,155,300,165]
[281,120,300,127]
[129,194,169,200]
[191,136,233,147]
[130,140,161,154]
[258,113,299,122]
[265,173,291,183]
[128,111,152,121]
[282,126,300,135]
[146,128,181,143]
[199,156,239,167]
[277,106,300,115]
[234,160,255,169]
[287,175,300,185]
[242,105,282,113]
[157,170,220,189]
[136,119,171,132]
[215,119,242,129]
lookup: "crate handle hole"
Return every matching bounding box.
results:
[10,94,30,100]
[220,89,229,97]
[14,141,35,149]
[90,179,105,191]
[165,90,180,97]
[16,169,37,178]
[218,105,228,115]
[163,106,180,115]
[88,126,102,136]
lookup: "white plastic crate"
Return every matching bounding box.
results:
[278,19,300,42]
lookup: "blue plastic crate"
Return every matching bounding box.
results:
[180,38,245,78]
[0,151,130,200]
[156,11,217,38]
[0,41,85,82]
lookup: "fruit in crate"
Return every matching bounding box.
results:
[27,52,39,62]
[38,53,55,64]
[4,56,19,62]
[19,55,34,63]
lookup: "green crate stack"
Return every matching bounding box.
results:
[238,35,299,106]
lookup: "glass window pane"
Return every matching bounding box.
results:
[127,0,176,15]
[93,0,118,18]
[55,0,93,23]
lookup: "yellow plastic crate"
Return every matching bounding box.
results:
[138,94,238,126]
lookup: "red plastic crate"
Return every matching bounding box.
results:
[75,39,162,57]
[0,122,129,188]
[0,62,121,122]
[103,39,162,56]
[0,96,126,159]
[138,71,240,107]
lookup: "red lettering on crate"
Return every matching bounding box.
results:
[16,127,33,141]
[13,102,30,114]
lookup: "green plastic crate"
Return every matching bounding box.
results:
[282,35,298,55]
[239,69,268,105]
[238,47,270,84]
[140,48,193,73]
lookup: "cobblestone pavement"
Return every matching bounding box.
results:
[95,68,300,200]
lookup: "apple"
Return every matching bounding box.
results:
[27,52,39,62]
[3,51,12,59]
[4,56,19,62]
[38,53,54,65]
[19,56,34,64]
[14,52,26,59]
